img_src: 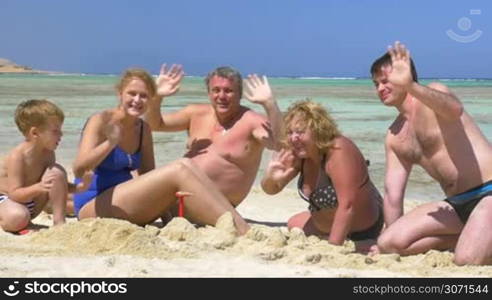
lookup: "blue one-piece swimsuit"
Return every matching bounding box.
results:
[73,120,143,217]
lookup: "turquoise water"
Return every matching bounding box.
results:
[1,74,492,201]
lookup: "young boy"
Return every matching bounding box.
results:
[0,99,91,233]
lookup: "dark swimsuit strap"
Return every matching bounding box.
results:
[80,116,144,153]
[136,119,144,153]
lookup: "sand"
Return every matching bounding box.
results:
[0,58,47,74]
[0,187,491,278]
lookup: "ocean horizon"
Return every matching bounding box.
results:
[1,74,492,203]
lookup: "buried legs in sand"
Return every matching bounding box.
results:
[77,158,250,235]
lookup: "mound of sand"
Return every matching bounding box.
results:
[0,207,491,278]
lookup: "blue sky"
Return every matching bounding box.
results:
[1,0,491,78]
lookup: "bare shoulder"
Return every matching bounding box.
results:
[327,136,367,179]
[332,135,361,157]
[241,107,266,124]
[3,143,28,172]
[187,103,210,112]
[186,103,213,117]
[84,109,116,129]
[427,81,452,93]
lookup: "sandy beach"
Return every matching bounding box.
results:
[0,187,491,278]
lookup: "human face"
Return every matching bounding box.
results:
[286,117,316,159]
[208,76,241,119]
[119,78,150,117]
[373,65,406,107]
[38,117,63,151]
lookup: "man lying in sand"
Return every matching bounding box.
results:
[370,41,492,265]
[145,65,282,208]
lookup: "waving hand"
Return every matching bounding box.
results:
[156,64,184,97]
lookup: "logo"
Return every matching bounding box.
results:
[3,281,20,297]
[446,9,482,43]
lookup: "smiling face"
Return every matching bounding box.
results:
[286,115,318,159]
[118,78,150,117]
[208,75,241,119]
[372,65,407,107]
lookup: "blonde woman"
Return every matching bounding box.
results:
[72,67,249,234]
[261,100,382,251]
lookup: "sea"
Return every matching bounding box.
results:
[1,74,492,202]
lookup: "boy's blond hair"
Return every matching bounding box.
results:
[282,99,340,154]
[14,99,64,136]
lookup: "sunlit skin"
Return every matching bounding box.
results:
[373,65,407,107]
[38,117,63,151]
[72,68,251,235]
[145,65,282,207]
[261,104,382,253]
[371,41,492,265]
[119,78,150,118]
[208,76,241,123]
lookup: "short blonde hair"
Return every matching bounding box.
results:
[15,99,64,136]
[282,99,340,153]
[115,68,157,98]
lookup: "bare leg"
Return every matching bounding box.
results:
[78,159,250,234]
[180,158,243,207]
[377,201,463,255]
[287,211,330,236]
[0,199,31,232]
[454,196,492,265]
[38,164,68,225]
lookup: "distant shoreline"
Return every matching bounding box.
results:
[0,72,491,81]
[0,58,58,74]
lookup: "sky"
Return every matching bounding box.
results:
[1,0,491,78]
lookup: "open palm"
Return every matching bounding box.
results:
[266,149,298,181]
[244,74,274,105]
[156,64,184,97]
[387,41,413,88]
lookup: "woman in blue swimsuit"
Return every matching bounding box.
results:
[72,66,249,234]
[261,100,383,252]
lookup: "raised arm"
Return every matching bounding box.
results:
[383,138,412,227]
[244,74,282,150]
[145,64,190,132]
[72,112,122,178]
[387,41,463,120]
[261,149,300,195]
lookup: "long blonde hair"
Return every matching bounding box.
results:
[282,99,340,154]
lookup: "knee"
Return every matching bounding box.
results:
[377,230,407,254]
[454,250,490,266]
[287,213,306,231]
[1,207,30,232]
[170,159,193,177]
[45,164,68,183]
[287,217,298,230]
